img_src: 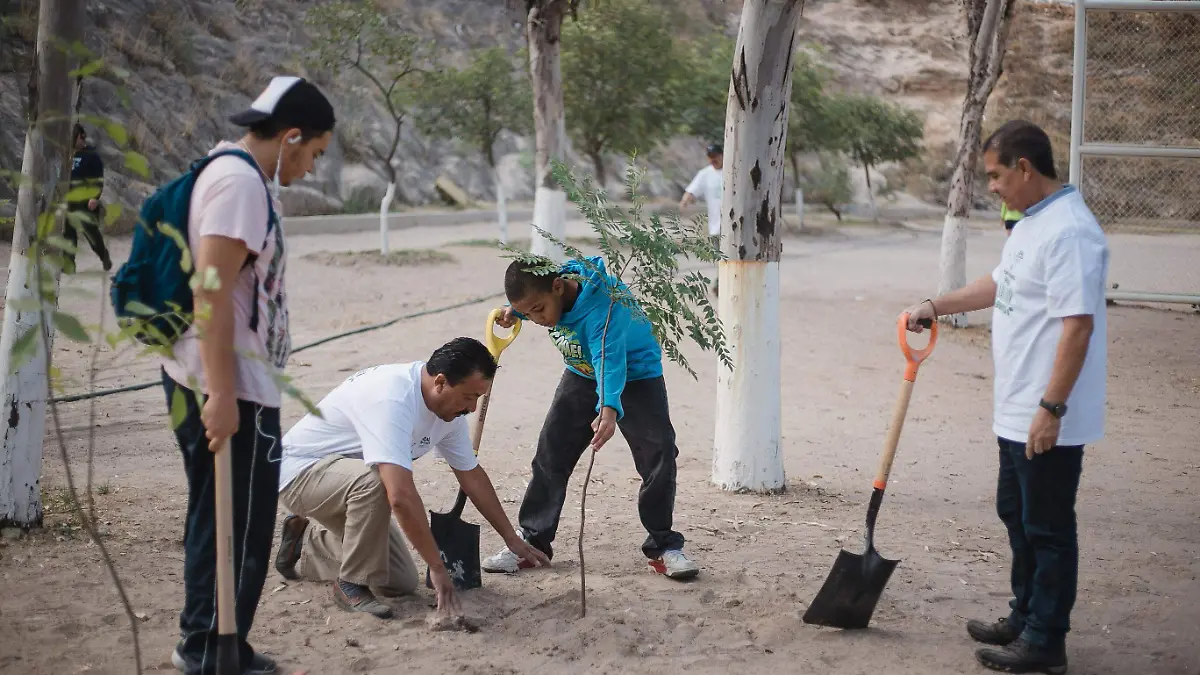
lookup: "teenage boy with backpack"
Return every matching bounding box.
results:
[114,76,335,675]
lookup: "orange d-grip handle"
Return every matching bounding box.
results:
[897,313,937,382]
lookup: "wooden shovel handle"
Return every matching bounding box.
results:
[873,314,937,491]
[211,436,239,673]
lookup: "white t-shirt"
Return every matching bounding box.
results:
[278,362,480,490]
[162,141,290,407]
[685,164,723,236]
[990,186,1109,446]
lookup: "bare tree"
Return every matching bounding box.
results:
[712,0,806,494]
[937,0,1016,327]
[0,0,83,528]
[511,0,582,262]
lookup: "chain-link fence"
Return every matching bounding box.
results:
[1070,1,1200,304]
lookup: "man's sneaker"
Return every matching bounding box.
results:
[482,540,541,574]
[333,579,394,619]
[171,643,277,674]
[274,514,308,580]
[648,549,700,580]
[976,637,1068,674]
[968,617,1022,646]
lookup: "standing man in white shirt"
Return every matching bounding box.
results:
[274,337,550,620]
[679,143,724,295]
[902,119,1108,675]
[163,76,335,675]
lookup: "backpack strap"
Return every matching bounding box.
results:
[191,148,277,334]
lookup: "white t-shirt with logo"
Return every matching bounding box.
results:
[278,362,479,490]
[162,141,290,408]
[990,186,1109,446]
[685,164,723,236]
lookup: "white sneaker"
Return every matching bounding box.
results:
[649,549,700,580]
[482,542,538,574]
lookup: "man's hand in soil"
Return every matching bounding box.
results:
[494,306,518,329]
[590,406,618,451]
[1026,407,1061,459]
[505,536,551,569]
[429,566,461,616]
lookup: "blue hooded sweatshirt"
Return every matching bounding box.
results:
[515,256,663,419]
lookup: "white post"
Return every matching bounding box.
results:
[1068,0,1087,185]
[712,0,802,494]
[495,167,509,244]
[794,188,804,229]
[0,0,82,528]
[379,181,395,255]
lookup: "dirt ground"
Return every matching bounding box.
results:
[0,216,1197,675]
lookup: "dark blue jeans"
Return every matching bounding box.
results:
[163,371,282,673]
[996,437,1084,650]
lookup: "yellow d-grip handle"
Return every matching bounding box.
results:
[485,308,521,360]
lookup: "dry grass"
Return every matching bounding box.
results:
[304,249,457,268]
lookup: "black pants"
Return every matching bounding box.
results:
[996,437,1084,650]
[163,371,281,672]
[518,370,685,559]
[63,205,111,273]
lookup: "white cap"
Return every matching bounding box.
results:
[228,76,304,126]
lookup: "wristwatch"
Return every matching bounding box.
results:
[1039,399,1068,419]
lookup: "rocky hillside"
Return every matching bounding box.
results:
[9,0,1184,230]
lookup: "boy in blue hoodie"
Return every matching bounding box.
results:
[481,257,700,580]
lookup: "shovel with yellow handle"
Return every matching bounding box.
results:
[425,308,522,590]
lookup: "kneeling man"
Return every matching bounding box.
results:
[274,337,550,618]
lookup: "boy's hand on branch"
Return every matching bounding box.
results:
[590,407,618,451]
[494,307,518,329]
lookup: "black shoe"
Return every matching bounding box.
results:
[968,617,1021,646]
[274,514,308,580]
[976,637,1068,674]
[333,579,394,619]
[172,643,277,674]
[101,255,113,272]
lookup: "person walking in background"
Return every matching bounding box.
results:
[65,123,113,273]
[1001,200,1024,237]
[903,119,1108,674]
[679,142,724,295]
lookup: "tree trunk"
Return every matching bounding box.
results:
[937,0,1015,327]
[494,165,508,244]
[863,162,879,223]
[379,181,395,255]
[0,0,84,528]
[712,0,803,494]
[588,150,606,191]
[526,0,569,261]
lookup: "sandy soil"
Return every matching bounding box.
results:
[0,216,1197,675]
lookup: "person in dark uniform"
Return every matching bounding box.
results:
[65,123,112,273]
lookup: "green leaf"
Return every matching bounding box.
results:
[123,300,157,316]
[124,151,150,178]
[8,327,39,374]
[8,296,43,312]
[70,58,105,78]
[103,121,129,147]
[52,311,90,343]
[104,202,123,227]
[169,387,188,430]
[45,235,79,254]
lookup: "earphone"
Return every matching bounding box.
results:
[287,135,301,145]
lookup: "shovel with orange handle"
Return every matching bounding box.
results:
[802,314,937,630]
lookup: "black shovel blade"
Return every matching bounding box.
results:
[801,547,899,629]
[425,508,482,591]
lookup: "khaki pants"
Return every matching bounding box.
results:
[279,455,419,596]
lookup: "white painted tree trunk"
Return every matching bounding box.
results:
[526,1,568,262]
[494,167,508,244]
[0,0,83,528]
[794,188,804,230]
[937,0,1016,327]
[379,181,395,255]
[712,0,803,494]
